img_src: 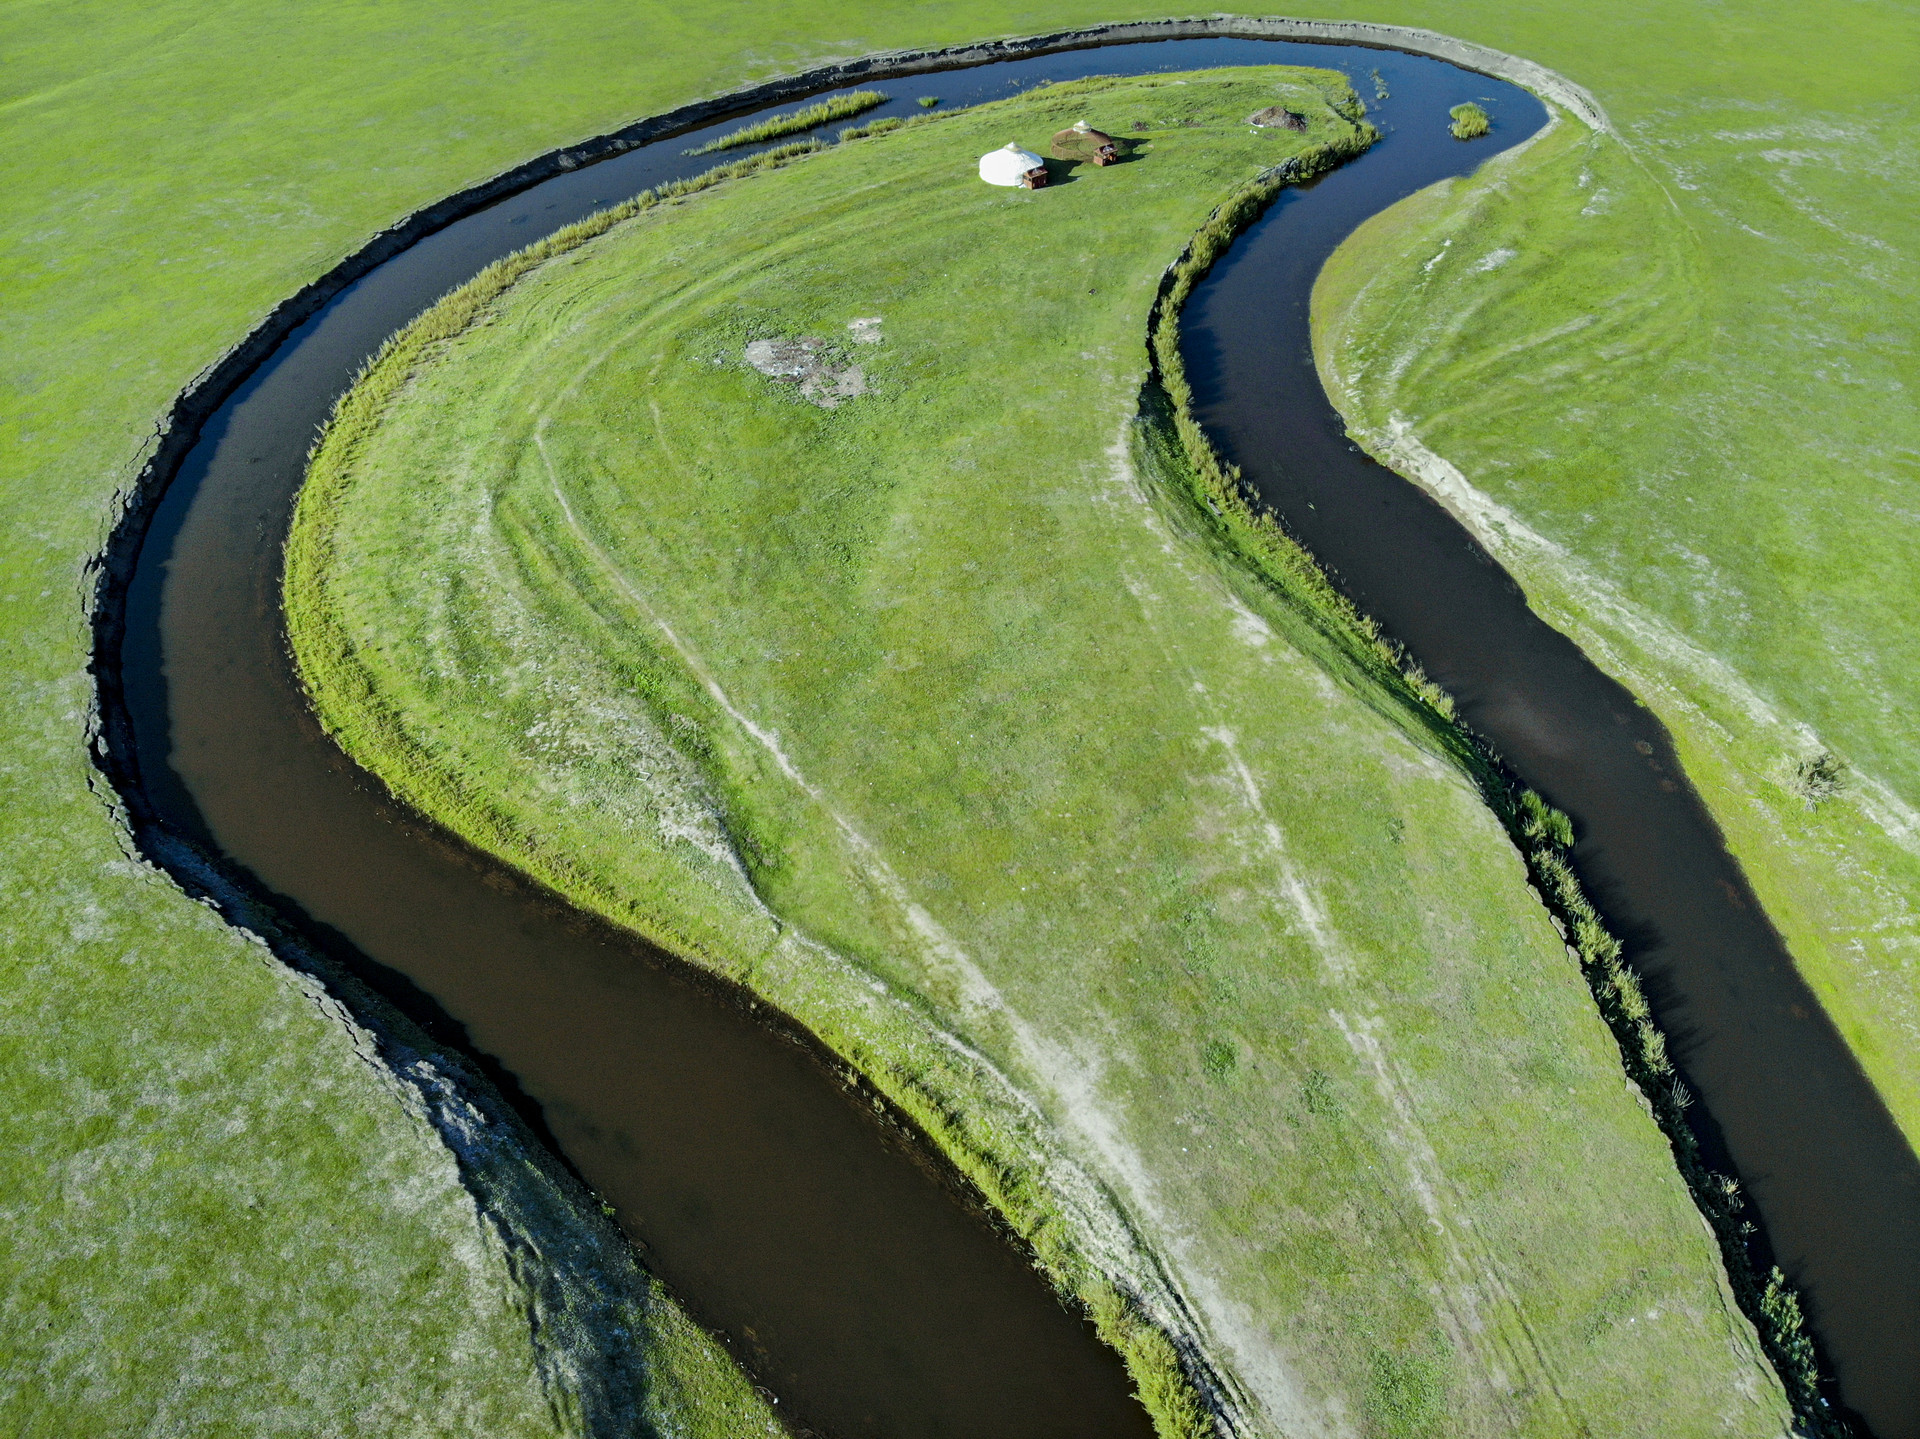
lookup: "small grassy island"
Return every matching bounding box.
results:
[287,70,1787,1434]
[1449,101,1492,139]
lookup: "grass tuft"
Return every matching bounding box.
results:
[1449,101,1491,139]
[840,116,904,141]
[1791,750,1848,809]
[1518,789,1575,848]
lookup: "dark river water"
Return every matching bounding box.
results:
[99,31,1916,1439]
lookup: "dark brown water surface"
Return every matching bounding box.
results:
[1179,50,1920,1438]
[102,31,1915,1439]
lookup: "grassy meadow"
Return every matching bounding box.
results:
[1312,15,1920,1143]
[5,0,1910,1432]
[288,70,1787,1436]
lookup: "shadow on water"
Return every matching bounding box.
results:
[1179,48,1920,1439]
[95,25,1919,1439]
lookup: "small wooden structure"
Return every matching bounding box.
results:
[1050,120,1119,165]
[978,142,1049,188]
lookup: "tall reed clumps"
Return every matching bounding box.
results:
[1144,127,1843,1438]
[1449,102,1491,139]
[687,91,887,155]
[839,117,903,142]
[1501,787,1840,1434]
[1145,121,1483,768]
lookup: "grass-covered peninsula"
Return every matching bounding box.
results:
[287,69,1787,1436]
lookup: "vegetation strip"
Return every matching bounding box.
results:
[686,91,888,154]
[1148,158,1835,1434]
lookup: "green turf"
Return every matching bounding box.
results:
[286,69,1788,1435]
[1311,18,1920,1145]
[6,0,1912,1431]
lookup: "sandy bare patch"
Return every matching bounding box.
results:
[744,334,871,408]
[1248,105,1307,131]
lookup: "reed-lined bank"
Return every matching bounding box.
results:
[1167,72,1917,1427]
[686,92,889,155]
[1148,167,1833,1429]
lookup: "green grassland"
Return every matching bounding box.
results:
[1311,19,1920,1143]
[286,69,1788,1435]
[6,0,1911,1431]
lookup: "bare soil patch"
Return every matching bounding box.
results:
[744,334,870,408]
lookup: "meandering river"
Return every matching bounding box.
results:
[96,29,1917,1439]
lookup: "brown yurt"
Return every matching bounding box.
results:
[1050,120,1120,165]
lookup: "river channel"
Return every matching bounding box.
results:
[1178,54,1920,1436]
[96,29,1916,1439]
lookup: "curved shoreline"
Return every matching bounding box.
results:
[86,9,1611,894]
[85,18,1608,734]
[85,23,1827,1439]
[1148,170,1836,1432]
[82,21,1613,1434]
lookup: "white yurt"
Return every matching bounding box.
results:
[978,142,1048,188]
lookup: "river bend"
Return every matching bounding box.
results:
[96,29,1916,1439]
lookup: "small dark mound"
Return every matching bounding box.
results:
[1050,124,1121,165]
[1247,106,1308,132]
